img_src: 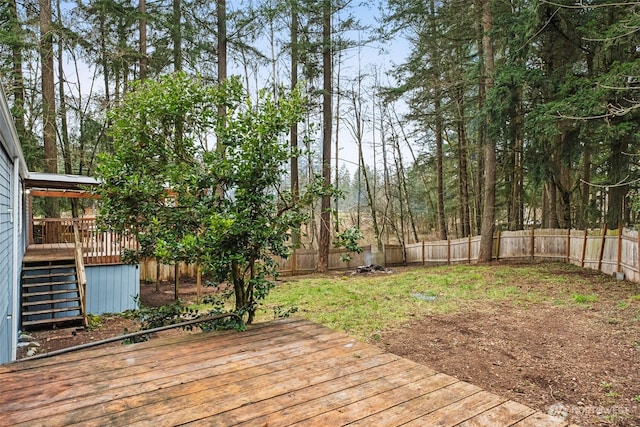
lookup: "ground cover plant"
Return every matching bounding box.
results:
[259,262,640,427]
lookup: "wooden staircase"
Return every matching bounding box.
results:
[21,224,88,330]
[21,260,85,329]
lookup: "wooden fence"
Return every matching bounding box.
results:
[383,228,640,283]
[138,246,375,282]
[30,219,640,284]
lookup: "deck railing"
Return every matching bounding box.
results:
[30,218,138,265]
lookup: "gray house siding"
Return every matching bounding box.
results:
[0,145,13,363]
[86,265,140,314]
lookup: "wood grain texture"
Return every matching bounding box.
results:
[0,318,575,427]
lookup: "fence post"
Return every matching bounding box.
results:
[422,241,425,266]
[447,239,451,265]
[495,230,501,261]
[467,235,471,264]
[383,244,387,267]
[598,224,608,272]
[291,249,297,276]
[637,230,640,280]
[566,228,571,263]
[617,226,623,273]
[530,227,535,260]
[581,228,587,268]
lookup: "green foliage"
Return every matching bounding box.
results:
[97,72,315,324]
[86,314,103,331]
[333,226,364,263]
[572,294,599,304]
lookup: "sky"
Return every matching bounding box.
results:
[57,1,413,177]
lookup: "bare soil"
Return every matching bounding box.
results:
[376,265,640,427]
[18,264,640,426]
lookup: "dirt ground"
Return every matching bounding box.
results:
[376,266,640,427]
[18,265,640,427]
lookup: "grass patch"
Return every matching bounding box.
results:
[256,263,613,339]
[572,294,599,304]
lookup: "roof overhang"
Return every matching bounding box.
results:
[25,172,100,198]
[25,172,99,191]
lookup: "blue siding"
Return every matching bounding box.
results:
[0,146,12,363]
[86,265,140,314]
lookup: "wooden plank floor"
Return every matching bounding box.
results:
[0,318,578,427]
[23,243,75,262]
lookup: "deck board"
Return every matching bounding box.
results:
[0,318,574,426]
[23,243,76,262]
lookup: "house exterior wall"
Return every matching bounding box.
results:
[0,145,14,363]
[0,83,28,364]
[86,265,140,314]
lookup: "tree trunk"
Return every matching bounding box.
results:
[434,93,447,240]
[290,3,300,246]
[606,135,629,229]
[9,0,26,143]
[318,0,332,273]
[579,145,591,228]
[40,0,59,217]
[216,0,227,157]
[56,0,80,217]
[333,49,342,232]
[474,0,485,236]
[478,0,495,262]
[454,84,471,237]
[139,0,147,80]
[547,182,559,228]
[172,0,182,72]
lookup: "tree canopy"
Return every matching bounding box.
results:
[96,72,309,323]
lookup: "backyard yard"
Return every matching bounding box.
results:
[22,262,640,426]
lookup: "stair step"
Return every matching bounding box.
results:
[23,306,81,316]
[22,316,85,327]
[22,271,77,280]
[22,280,78,288]
[23,297,81,307]
[22,264,76,271]
[22,289,80,298]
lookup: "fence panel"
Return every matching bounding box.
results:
[621,229,640,282]
[498,230,531,260]
[449,237,471,263]
[533,229,569,260]
[405,242,423,265]
[29,220,640,283]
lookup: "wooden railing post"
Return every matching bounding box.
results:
[73,222,88,328]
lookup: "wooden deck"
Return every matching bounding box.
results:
[23,243,75,263]
[0,318,578,426]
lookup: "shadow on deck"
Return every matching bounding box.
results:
[0,318,579,426]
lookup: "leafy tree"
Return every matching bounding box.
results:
[96,72,310,324]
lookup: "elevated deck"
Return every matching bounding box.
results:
[23,243,75,263]
[0,319,577,426]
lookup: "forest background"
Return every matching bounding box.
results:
[1,0,639,264]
